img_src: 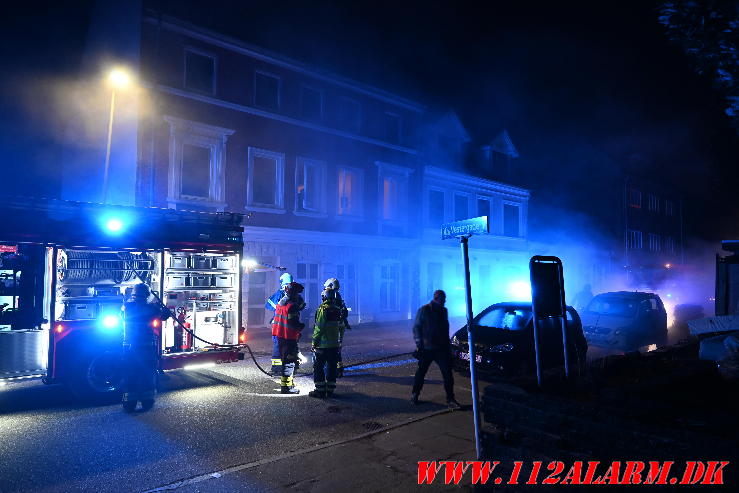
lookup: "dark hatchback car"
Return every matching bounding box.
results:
[450,302,588,377]
[580,291,667,351]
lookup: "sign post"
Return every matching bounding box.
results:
[442,215,489,460]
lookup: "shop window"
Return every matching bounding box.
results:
[628,229,643,249]
[380,263,399,311]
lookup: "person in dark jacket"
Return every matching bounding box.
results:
[411,290,461,408]
[122,283,169,412]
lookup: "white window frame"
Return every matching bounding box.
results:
[246,147,285,213]
[628,229,643,249]
[294,156,327,217]
[254,71,281,111]
[648,233,661,252]
[299,84,324,121]
[336,166,365,220]
[338,96,361,132]
[375,161,413,229]
[502,200,522,238]
[665,200,674,216]
[183,47,217,95]
[665,236,675,254]
[425,187,446,228]
[378,261,400,311]
[384,112,402,144]
[164,116,234,211]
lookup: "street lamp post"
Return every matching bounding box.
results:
[101,68,131,204]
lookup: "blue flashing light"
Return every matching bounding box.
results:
[101,315,120,329]
[508,280,532,301]
[106,218,123,232]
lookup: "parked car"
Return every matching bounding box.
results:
[450,302,588,377]
[580,291,667,351]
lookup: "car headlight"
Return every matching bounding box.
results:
[490,343,514,353]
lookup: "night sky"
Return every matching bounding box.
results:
[1,1,736,240]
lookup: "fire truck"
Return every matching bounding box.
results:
[0,197,246,399]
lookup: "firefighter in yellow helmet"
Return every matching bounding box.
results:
[309,281,347,398]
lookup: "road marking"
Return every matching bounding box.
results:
[142,407,455,492]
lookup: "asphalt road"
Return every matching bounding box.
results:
[0,320,469,493]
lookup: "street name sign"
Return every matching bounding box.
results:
[441,216,490,239]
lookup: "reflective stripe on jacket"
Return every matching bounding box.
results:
[271,302,302,340]
[312,301,346,348]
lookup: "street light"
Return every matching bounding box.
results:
[101,67,132,204]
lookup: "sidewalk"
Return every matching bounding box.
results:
[159,407,478,492]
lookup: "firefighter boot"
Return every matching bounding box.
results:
[309,381,327,398]
[280,376,299,394]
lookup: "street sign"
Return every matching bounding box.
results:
[441,216,489,239]
[441,215,489,460]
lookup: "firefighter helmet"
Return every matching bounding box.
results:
[133,283,150,298]
[279,272,294,287]
[323,278,340,291]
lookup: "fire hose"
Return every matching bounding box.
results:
[124,258,275,377]
[123,257,413,380]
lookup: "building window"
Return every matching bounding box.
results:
[628,189,642,208]
[335,264,356,311]
[247,147,284,211]
[337,167,363,217]
[503,203,520,237]
[628,229,643,249]
[297,262,321,315]
[382,176,401,220]
[648,233,661,252]
[338,97,361,132]
[384,112,401,144]
[254,72,280,111]
[665,200,675,216]
[295,157,326,214]
[164,116,234,210]
[184,49,215,94]
[454,194,468,222]
[180,144,211,199]
[477,197,491,219]
[647,193,659,212]
[379,263,399,311]
[427,189,445,226]
[300,85,323,120]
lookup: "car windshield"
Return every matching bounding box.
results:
[585,296,638,317]
[477,307,532,330]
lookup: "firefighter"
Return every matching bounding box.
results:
[271,281,305,394]
[309,285,347,398]
[122,283,168,412]
[321,278,350,377]
[265,272,299,375]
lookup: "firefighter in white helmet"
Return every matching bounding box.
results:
[265,272,303,375]
[321,278,350,377]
